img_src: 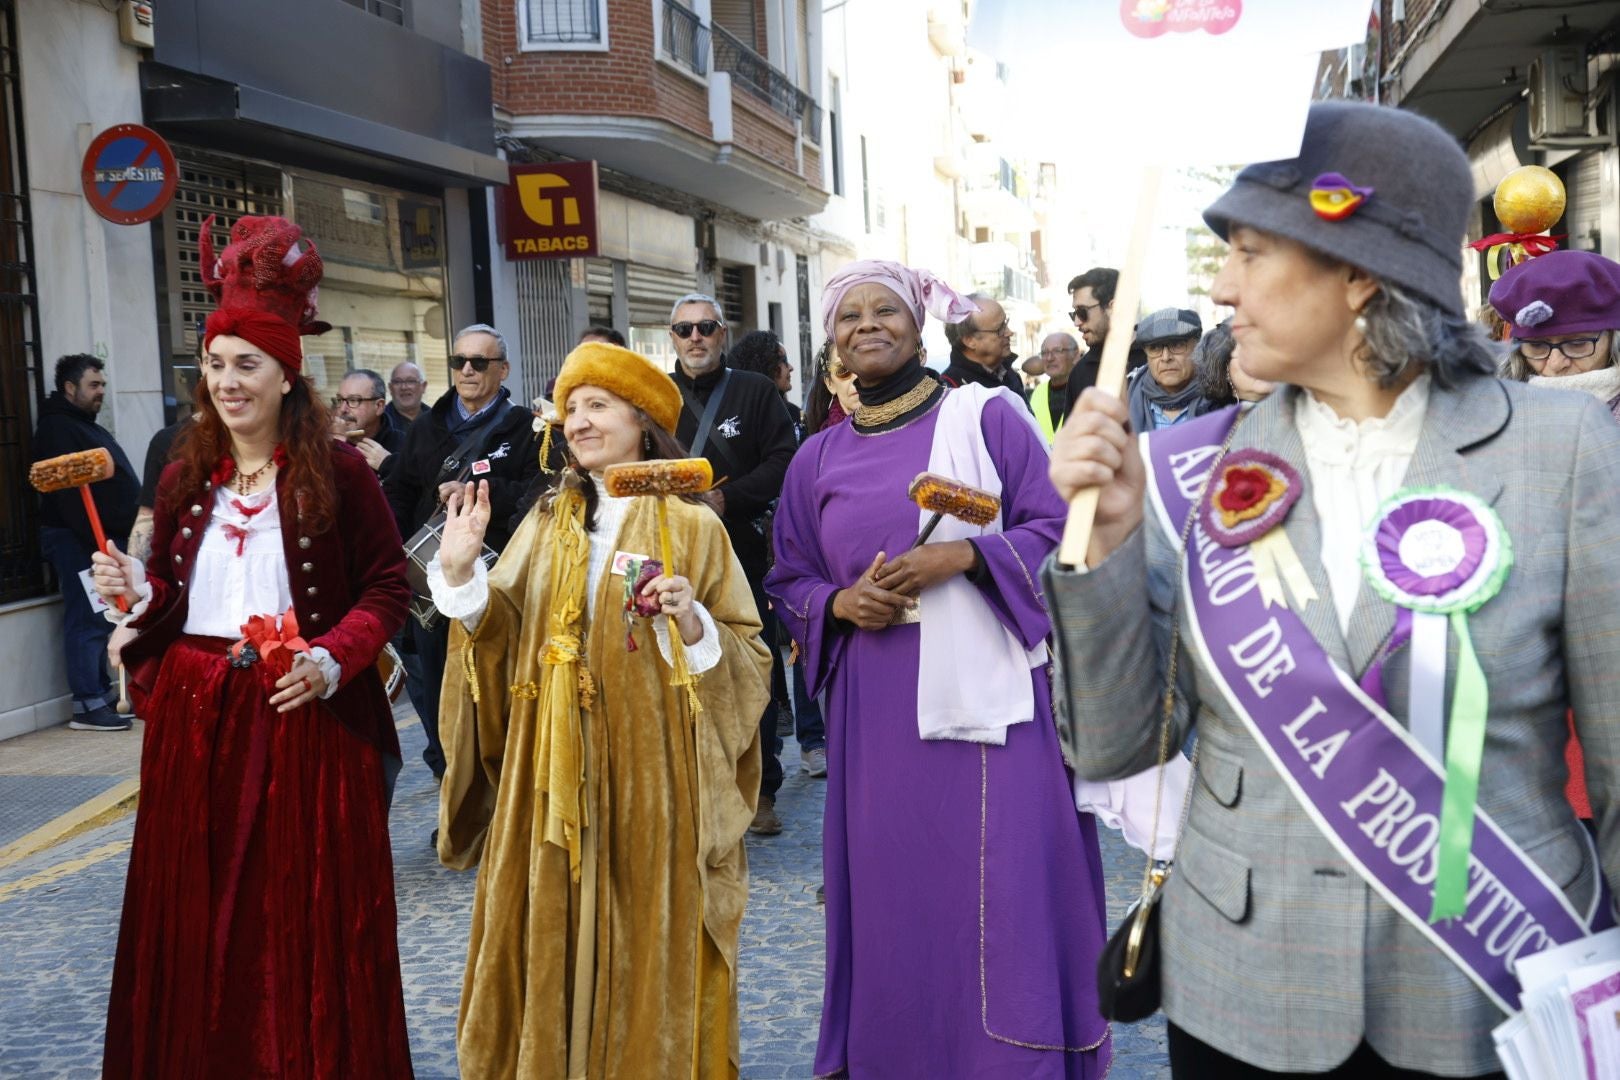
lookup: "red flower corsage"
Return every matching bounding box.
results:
[1201,449,1301,548]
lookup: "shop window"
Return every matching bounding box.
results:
[343,189,385,224]
[521,0,608,49]
[0,0,48,603]
[340,0,406,26]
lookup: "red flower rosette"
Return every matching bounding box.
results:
[1200,449,1301,548]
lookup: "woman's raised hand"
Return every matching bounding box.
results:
[440,480,491,587]
[831,552,914,631]
[90,540,141,607]
[1049,387,1147,566]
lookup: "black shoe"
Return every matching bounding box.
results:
[430,828,439,849]
[774,704,793,737]
[816,883,825,905]
[70,705,131,732]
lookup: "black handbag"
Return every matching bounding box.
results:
[1094,415,1240,1022]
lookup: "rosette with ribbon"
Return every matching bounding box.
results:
[229,607,311,682]
[1200,449,1317,610]
[1360,488,1513,922]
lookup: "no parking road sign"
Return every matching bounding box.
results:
[80,124,177,225]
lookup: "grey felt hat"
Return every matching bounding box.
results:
[1203,101,1472,318]
[1134,307,1203,345]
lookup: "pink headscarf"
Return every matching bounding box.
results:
[820,259,980,340]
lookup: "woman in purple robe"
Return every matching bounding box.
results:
[765,260,1112,1079]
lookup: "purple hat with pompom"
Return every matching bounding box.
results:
[1489,249,1620,338]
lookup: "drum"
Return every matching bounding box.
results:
[375,642,405,702]
[402,511,498,631]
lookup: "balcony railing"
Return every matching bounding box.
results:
[663,1,708,76]
[712,23,822,134]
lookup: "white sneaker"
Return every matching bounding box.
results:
[800,747,828,777]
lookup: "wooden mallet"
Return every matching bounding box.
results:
[603,458,715,711]
[30,448,132,712]
[907,471,1001,547]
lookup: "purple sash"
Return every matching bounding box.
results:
[1145,407,1611,1014]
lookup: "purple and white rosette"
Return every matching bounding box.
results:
[1361,486,1514,922]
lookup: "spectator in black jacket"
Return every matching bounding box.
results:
[32,353,140,731]
[941,293,1029,405]
[1065,266,1148,412]
[668,294,799,833]
[331,368,404,476]
[384,324,538,782]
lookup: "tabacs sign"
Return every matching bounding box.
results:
[503,161,600,261]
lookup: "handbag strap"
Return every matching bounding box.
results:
[678,368,742,477]
[435,400,516,488]
[1135,413,1247,900]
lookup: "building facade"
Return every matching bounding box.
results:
[0,0,500,739]
[480,0,834,401]
[1320,0,1620,312]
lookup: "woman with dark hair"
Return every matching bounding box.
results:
[90,215,414,1076]
[429,342,771,1077]
[1194,317,1274,408]
[1047,101,1620,1077]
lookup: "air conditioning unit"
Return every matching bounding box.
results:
[1529,44,1590,143]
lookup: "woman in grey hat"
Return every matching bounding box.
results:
[1043,100,1620,1078]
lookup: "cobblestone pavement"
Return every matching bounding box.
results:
[0,710,1169,1078]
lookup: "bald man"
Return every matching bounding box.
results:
[1029,331,1079,442]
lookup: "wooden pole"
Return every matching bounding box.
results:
[1056,165,1165,567]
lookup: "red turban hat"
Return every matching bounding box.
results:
[200,214,330,371]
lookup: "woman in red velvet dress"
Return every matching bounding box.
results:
[91,215,413,1078]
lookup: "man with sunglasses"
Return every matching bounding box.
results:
[332,368,403,475]
[1065,267,1147,413]
[941,293,1030,406]
[384,323,537,783]
[668,293,799,835]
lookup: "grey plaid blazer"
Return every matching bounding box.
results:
[1043,375,1620,1075]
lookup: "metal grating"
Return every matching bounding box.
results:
[0,0,47,603]
[515,258,574,402]
[524,0,602,45]
[157,149,283,409]
[662,1,708,76]
[340,0,406,26]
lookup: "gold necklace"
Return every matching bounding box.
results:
[853,377,939,428]
[235,459,275,495]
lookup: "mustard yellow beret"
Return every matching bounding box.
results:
[552,342,682,434]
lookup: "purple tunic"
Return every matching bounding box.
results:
[766,394,1112,1079]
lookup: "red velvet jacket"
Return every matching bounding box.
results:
[123,442,410,759]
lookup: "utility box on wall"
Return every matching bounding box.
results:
[119,1,155,49]
[1530,44,1591,144]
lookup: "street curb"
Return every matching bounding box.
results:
[0,778,141,872]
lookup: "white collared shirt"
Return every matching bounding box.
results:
[1293,372,1431,635]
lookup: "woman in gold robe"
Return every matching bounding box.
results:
[428,341,771,1079]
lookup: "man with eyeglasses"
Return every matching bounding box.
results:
[667,292,798,835]
[1029,331,1081,442]
[384,324,537,785]
[332,368,404,475]
[1126,307,1215,432]
[385,361,428,428]
[941,292,1030,406]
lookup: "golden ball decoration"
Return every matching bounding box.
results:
[1493,165,1566,235]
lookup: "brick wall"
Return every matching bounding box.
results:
[732,90,798,174]
[489,0,713,140]
[1380,0,1441,79]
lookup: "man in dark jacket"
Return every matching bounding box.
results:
[941,293,1030,405]
[384,325,538,781]
[32,353,140,731]
[668,294,798,834]
[332,368,404,477]
[1066,266,1148,413]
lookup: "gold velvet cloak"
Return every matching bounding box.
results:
[437,494,769,1079]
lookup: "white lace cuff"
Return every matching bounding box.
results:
[302,647,343,700]
[653,601,723,675]
[103,558,154,624]
[427,553,489,633]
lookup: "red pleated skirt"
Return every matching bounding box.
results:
[102,636,413,1079]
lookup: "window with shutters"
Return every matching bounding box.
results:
[519,0,609,50]
[710,0,756,47]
